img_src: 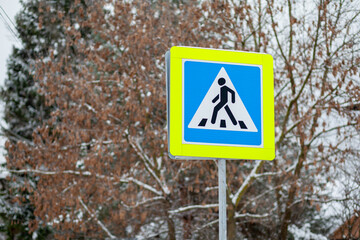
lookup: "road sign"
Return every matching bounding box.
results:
[166,46,275,160]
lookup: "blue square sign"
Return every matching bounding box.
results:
[183,60,263,147]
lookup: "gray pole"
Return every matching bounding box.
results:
[218,159,227,240]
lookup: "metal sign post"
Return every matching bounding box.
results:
[218,159,227,240]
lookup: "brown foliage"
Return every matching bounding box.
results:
[6,0,360,239]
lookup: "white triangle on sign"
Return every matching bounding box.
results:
[188,67,258,132]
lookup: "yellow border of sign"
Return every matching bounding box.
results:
[168,46,275,160]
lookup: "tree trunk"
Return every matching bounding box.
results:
[227,205,237,240]
[279,150,306,240]
[167,217,176,240]
[279,186,296,240]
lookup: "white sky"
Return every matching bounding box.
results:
[0,0,21,166]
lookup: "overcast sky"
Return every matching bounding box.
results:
[0,0,21,86]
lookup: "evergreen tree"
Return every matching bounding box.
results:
[0,0,89,238]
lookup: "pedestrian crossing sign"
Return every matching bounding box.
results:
[166,46,275,160]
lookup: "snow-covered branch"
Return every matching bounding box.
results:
[291,197,352,207]
[168,204,218,216]
[84,103,97,113]
[194,211,272,234]
[127,136,155,168]
[78,197,116,239]
[194,219,219,233]
[205,186,218,192]
[121,196,165,210]
[128,136,170,195]
[254,171,281,178]
[307,123,357,146]
[231,160,265,207]
[235,212,271,219]
[239,184,283,212]
[124,177,163,196]
[6,168,117,180]
[5,169,163,196]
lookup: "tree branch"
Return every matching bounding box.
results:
[235,212,271,219]
[5,169,163,196]
[78,197,116,239]
[231,160,265,207]
[168,204,218,216]
[121,196,165,210]
[128,136,170,195]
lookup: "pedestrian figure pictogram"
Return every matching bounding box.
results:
[188,67,258,132]
[211,78,237,125]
